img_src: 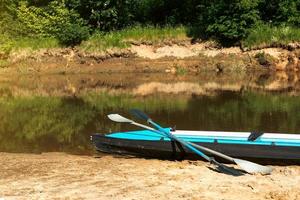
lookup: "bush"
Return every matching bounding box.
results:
[0,34,13,55]
[0,0,23,36]
[259,0,300,26]
[66,0,199,30]
[56,23,90,46]
[66,0,135,31]
[196,0,261,45]
[17,1,90,45]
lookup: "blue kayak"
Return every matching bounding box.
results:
[91,129,300,161]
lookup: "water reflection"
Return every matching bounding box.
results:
[0,93,188,154]
[0,90,300,154]
[1,71,300,154]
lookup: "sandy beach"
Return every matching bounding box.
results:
[0,152,299,200]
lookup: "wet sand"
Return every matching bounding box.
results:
[0,152,299,200]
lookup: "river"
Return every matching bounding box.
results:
[0,72,300,154]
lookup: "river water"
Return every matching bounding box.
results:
[0,73,300,154]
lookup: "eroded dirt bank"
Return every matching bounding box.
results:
[0,152,299,200]
[1,42,300,75]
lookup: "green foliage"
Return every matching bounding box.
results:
[0,35,59,56]
[196,0,261,44]
[66,0,202,30]
[12,37,60,50]
[243,24,300,48]
[80,26,187,51]
[56,23,90,46]
[129,0,165,24]
[16,1,90,45]
[1,0,300,48]
[81,32,128,51]
[0,34,13,55]
[66,0,134,31]
[129,0,201,26]
[259,0,300,26]
[0,0,23,36]
[174,64,187,75]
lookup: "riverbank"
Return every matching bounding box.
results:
[1,40,300,75]
[0,152,299,200]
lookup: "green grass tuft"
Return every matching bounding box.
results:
[174,64,187,75]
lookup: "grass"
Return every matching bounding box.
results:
[0,36,60,68]
[80,25,187,52]
[0,35,60,55]
[1,26,188,54]
[243,24,300,48]
[11,37,60,50]
[173,64,187,75]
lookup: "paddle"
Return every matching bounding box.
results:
[129,109,273,175]
[108,114,244,175]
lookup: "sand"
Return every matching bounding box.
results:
[0,152,299,200]
[131,44,242,59]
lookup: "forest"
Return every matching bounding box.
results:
[0,0,299,51]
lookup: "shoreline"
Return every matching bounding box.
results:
[1,42,300,75]
[0,152,299,200]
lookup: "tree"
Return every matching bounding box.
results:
[259,0,300,26]
[66,0,134,31]
[197,0,261,45]
[17,0,90,45]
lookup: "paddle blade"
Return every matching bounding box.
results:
[107,114,133,123]
[130,109,151,121]
[233,158,272,175]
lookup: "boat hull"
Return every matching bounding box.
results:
[91,134,300,161]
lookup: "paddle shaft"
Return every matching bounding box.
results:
[186,142,234,162]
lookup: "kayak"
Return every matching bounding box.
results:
[91,129,300,161]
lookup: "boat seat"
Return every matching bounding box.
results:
[248,132,264,141]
